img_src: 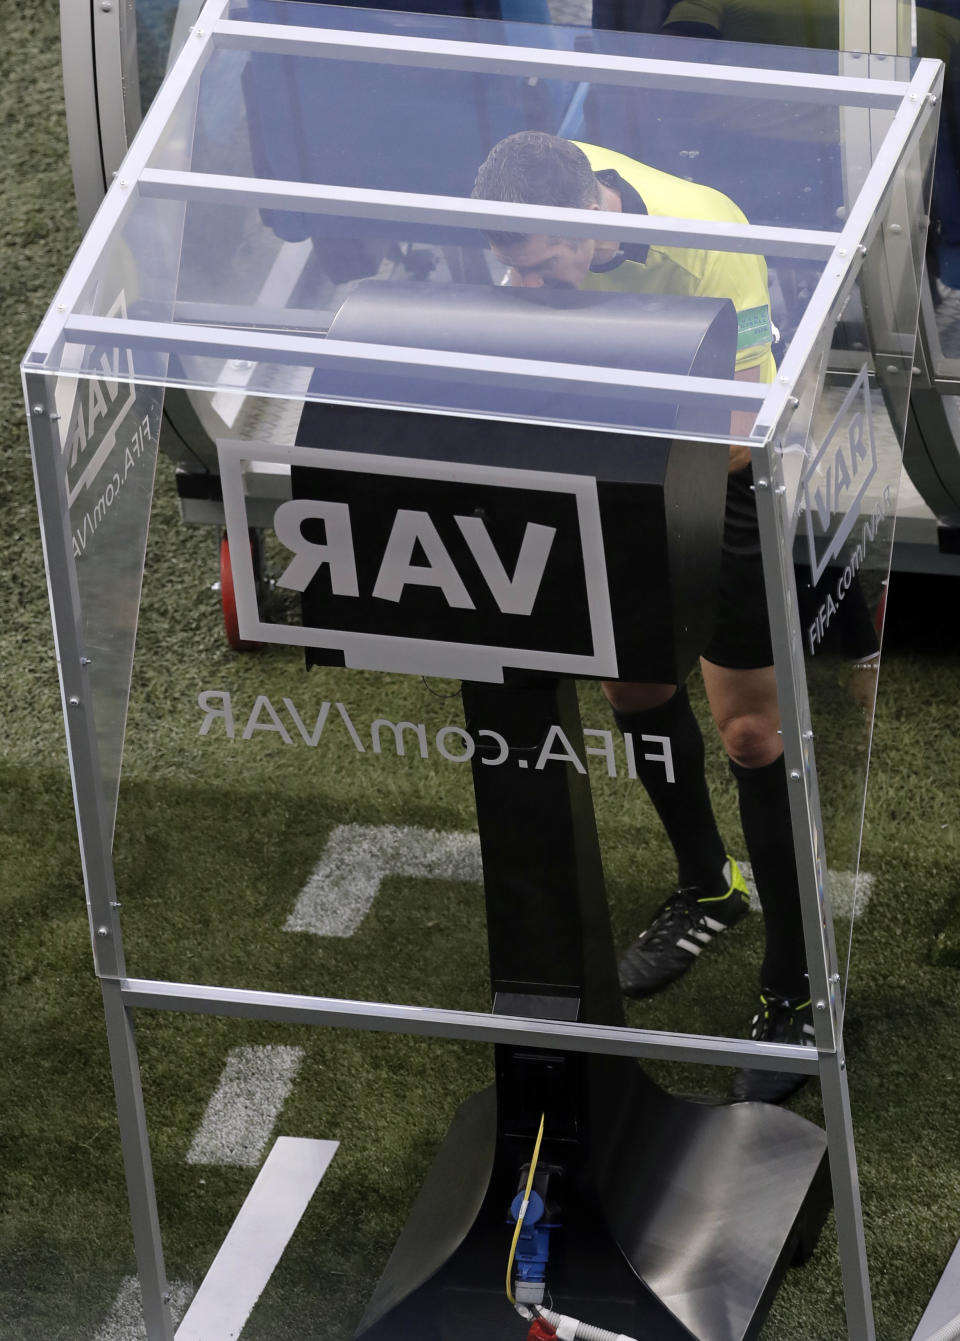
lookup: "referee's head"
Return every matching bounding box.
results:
[472,132,603,289]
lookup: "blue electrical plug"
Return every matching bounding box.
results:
[509,1188,559,1303]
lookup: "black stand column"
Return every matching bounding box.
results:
[466,675,622,1028]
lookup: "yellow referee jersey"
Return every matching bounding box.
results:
[574,141,776,379]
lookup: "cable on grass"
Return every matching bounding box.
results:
[420,676,461,700]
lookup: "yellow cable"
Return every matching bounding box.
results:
[506,1111,546,1306]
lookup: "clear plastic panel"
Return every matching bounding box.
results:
[177,0,871,238]
[47,371,162,833]
[655,0,956,383]
[118,652,490,1009]
[138,1022,500,1339]
[70,181,776,440]
[31,4,929,444]
[32,209,175,834]
[791,355,895,1008]
[199,5,872,239]
[779,130,930,1011]
[77,194,188,323]
[117,390,739,1034]
[136,1019,832,1341]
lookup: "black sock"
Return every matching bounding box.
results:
[613,687,727,895]
[729,754,808,999]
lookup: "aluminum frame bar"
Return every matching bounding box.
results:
[213,17,911,108]
[753,407,875,1339]
[820,1052,876,1340]
[102,979,175,1341]
[117,976,823,1073]
[22,377,127,977]
[751,425,839,1051]
[26,372,174,1339]
[59,315,768,412]
[137,167,841,260]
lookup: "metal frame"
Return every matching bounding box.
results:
[752,389,873,1336]
[60,314,768,413]
[120,976,820,1071]
[58,0,960,565]
[24,7,943,1337]
[135,166,843,257]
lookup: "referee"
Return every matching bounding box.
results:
[473,131,812,1103]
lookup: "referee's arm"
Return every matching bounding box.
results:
[729,363,764,471]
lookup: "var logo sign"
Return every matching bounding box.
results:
[801,364,878,583]
[218,441,617,682]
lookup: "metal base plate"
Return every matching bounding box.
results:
[356,1064,830,1341]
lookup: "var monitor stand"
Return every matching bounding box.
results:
[354,674,830,1341]
[287,283,831,1339]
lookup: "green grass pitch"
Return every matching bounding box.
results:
[3,2,960,1337]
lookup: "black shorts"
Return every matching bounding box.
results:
[700,551,882,671]
[701,548,774,671]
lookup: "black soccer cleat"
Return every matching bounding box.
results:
[731,992,816,1104]
[617,857,750,999]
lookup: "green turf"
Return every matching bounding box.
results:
[4,3,960,1338]
[932,897,960,966]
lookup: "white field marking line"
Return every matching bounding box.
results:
[175,1137,338,1341]
[284,823,482,937]
[739,861,873,920]
[93,1276,194,1341]
[284,823,873,939]
[185,1045,304,1168]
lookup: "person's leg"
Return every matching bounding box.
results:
[603,678,750,998]
[700,659,813,1101]
[602,679,727,892]
[698,660,807,993]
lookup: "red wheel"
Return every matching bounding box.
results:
[219,531,264,651]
